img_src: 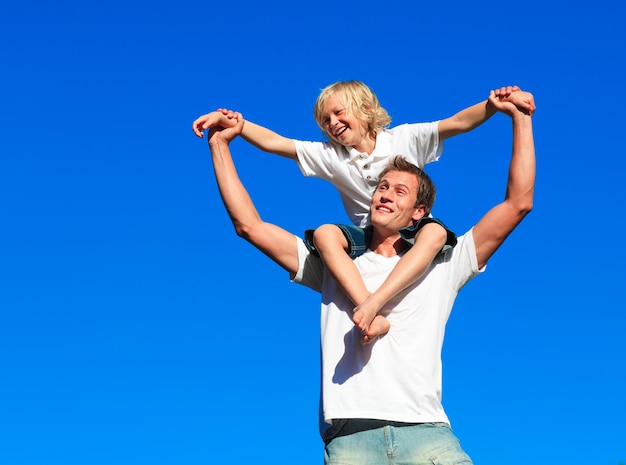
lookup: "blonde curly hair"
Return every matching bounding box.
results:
[313,80,392,140]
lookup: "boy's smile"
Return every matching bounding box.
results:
[321,95,373,154]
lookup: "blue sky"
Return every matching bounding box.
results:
[1,1,625,464]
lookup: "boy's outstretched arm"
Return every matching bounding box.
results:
[438,86,535,140]
[193,109,297,160]
[239,119,297,160]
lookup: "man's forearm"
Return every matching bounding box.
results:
[208,137,262,237]
[506,112,535,211]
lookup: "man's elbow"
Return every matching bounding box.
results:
[514,196,534,220]
[232,220,254,242]
[508,186,534,217]
[519,205,533,222]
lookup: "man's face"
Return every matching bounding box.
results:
[370,170,423,232]
[320,94,369,152]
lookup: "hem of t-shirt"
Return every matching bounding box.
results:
[323,411,450,426]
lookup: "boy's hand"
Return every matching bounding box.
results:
[493,86,536,116]
[192,109,240,138]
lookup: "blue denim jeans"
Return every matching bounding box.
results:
[323,419,473,465]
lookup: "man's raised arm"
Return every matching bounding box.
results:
[207,116,301,275]
[472,91,536,269]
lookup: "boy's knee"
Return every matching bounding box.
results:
[313,224,346,252]
[418,222,448,248]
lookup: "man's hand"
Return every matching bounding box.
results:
[494,86,536,116]
[490,89,535,117]
[208,112,244,146]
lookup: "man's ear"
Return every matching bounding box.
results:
[412,204,427,221]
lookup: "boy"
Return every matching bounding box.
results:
[192,81,534,342]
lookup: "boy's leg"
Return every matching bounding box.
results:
[307,224,391,343]
[354,222,449,340]
[311,224,370,306]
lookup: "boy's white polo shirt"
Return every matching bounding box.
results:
[294,122,442,227]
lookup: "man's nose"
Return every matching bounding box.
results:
[379,192,392,202]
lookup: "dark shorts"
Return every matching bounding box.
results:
[304,217,457,259]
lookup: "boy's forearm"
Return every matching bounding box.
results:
[438,99,496,140]
[455,99,497,131]
[438,86,534,140]
[240,120,297,159]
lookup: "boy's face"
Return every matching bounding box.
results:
[370,170,424,232]
[321,95,370,152]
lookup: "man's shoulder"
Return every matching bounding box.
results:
[437,229,481,277]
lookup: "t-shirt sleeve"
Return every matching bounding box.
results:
[292,236,324,293]
[390,122,443,168]
[440,228,484,292]
[293,139,339,180]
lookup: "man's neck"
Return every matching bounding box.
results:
[368,231,409,258]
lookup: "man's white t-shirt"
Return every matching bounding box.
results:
[293,229,483,426]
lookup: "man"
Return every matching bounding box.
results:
[202,91,535,464]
